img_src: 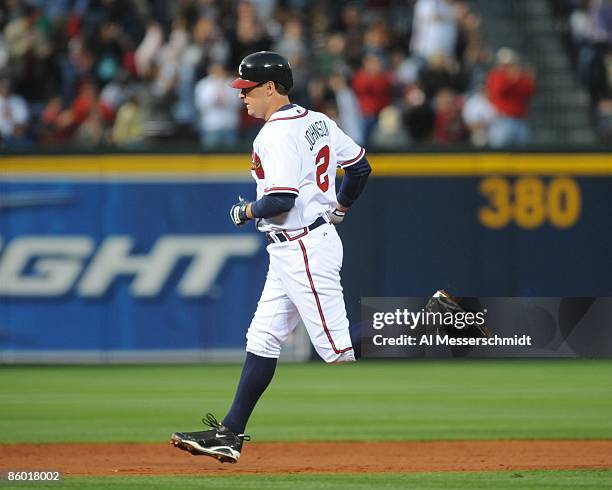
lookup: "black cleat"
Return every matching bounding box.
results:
[171,413,250,464]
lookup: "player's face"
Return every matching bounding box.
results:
[239,82,271,119]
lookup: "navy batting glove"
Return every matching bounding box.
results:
[230,196,251,226]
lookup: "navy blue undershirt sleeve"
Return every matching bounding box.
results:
[336,156,372,208]
[251,193,296,218]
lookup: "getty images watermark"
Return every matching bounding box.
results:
[360,296,550,358]
[371,306,532,347]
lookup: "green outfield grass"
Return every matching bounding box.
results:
[0,359,611,443]
[2,471,612,490]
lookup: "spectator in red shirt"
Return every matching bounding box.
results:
[41,80,114,146]
[486,47,536,148]
[433,88,468,144]
[55,80,114,136]
[352,53,393,143]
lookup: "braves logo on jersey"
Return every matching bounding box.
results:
[251,151,265,179]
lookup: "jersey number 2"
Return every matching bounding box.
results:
[315,145,330,192]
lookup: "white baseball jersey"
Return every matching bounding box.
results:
[250,104,365,232]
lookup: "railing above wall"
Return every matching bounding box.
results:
[1,151,610,180]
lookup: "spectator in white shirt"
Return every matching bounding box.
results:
[0,78,29,146]
[462,84,496,147]
[194,62,242,148]
[410,0,460,61]
[328,73,365,145]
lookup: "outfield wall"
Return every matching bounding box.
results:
[0,152,610,362]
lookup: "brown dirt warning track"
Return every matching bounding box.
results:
[1,440,611,476]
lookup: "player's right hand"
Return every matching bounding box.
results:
[230,196,250,226]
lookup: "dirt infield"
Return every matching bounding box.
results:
[1,440,611,476]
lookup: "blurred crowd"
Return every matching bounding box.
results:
[552,0,612,141]
[0,0,538,150]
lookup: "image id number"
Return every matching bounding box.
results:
[2,470,62,482]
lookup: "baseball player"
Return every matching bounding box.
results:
[171,51,371,463]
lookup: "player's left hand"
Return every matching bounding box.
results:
[329,208,346,225]
[230,196,251,226]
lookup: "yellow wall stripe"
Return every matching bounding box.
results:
[1,153,610,176]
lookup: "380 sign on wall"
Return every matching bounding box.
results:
[478,176,581,229]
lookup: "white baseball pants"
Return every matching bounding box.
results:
[246,222,355,363]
